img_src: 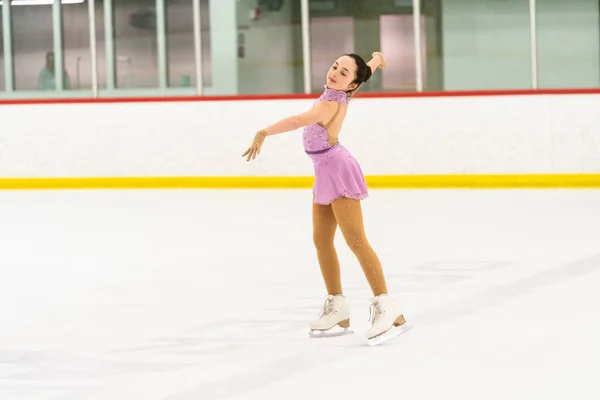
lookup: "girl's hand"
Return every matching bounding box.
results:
[242,130,267,162]
[371,51,386,69]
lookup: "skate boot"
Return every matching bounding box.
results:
[308,294,353,338]
[366,294,412,346]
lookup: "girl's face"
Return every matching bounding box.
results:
[326,56,358,92]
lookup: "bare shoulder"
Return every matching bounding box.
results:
[314,99,339,110]
[313,99,340,116]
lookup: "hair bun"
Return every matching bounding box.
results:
[344,53,372,85]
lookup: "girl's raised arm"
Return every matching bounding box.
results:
[348,51,386,99]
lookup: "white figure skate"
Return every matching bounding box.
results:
[366,294,412,346]
[309,294,354,338]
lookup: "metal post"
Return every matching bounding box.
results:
[412,0,423,92]
[88,0,99,96]
[300,0,311,94]
[53,0,64,91]
[2,0,14,92]
[529,0,538,89]
[193,0,204,95]
[104,0,115,89]
[156,0,167,89]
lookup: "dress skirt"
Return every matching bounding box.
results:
[306,143,369,205]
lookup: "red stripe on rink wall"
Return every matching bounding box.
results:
[1,87,600,106]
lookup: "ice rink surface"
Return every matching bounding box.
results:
[1,188,599,400]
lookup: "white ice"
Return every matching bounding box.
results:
[1,188,599,400]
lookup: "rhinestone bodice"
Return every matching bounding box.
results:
[302,87,349,152]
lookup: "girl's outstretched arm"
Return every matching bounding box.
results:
[242,100,337,161]
[262,100,337,136]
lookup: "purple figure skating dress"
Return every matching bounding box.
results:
[303,87,369,205]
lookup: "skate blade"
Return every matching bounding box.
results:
[367,323,412,346]
[309,327,354,338]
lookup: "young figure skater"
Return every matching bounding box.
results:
[242,52,409,345]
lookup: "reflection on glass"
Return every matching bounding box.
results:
[536,0,600,88]
[236,0,302,94]
[308,2,427,92]
[0,9,4,91]
[113,0,157,88]
[62,0,106,90]
[310,17,354,92]
[12,4,55,90]
[380,14,426,91]
[166,0,194,88]
[436,0,531,90]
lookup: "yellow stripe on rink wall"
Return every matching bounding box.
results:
[1,174,600,190]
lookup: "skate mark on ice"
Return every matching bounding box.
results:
[162,253,600,400]
[0,350,193,399]
[162,347,350,400]
[414,252,600,327]
[0,351,193,380]
[387,260,514,292]
[105,318,308,358]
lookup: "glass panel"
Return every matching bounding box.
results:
[166,0,192,88]
[62,0,106,91]
[420,1,443,91]
[309,16,354,92]
[11,4,54,91]
[94,0,107,89]
[435,0,532,90]
[0,8,4,91]
[236,0,303,94]
[113,0,157,88]
[200,0,211,88]
[165,0,211,89]
[380,14,426,91]
[308,0,424,93]
[537,0,600,88]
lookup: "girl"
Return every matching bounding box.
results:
[242,52,410,345]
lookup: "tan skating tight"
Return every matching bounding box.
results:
[312,196,388,297]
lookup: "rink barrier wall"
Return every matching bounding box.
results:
[2,88,600,190]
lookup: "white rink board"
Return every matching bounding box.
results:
[1,93,600,177]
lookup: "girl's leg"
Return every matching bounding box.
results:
[312,200,343,295]
[330,197,388,297]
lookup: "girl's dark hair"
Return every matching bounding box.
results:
[344,53,372,90]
